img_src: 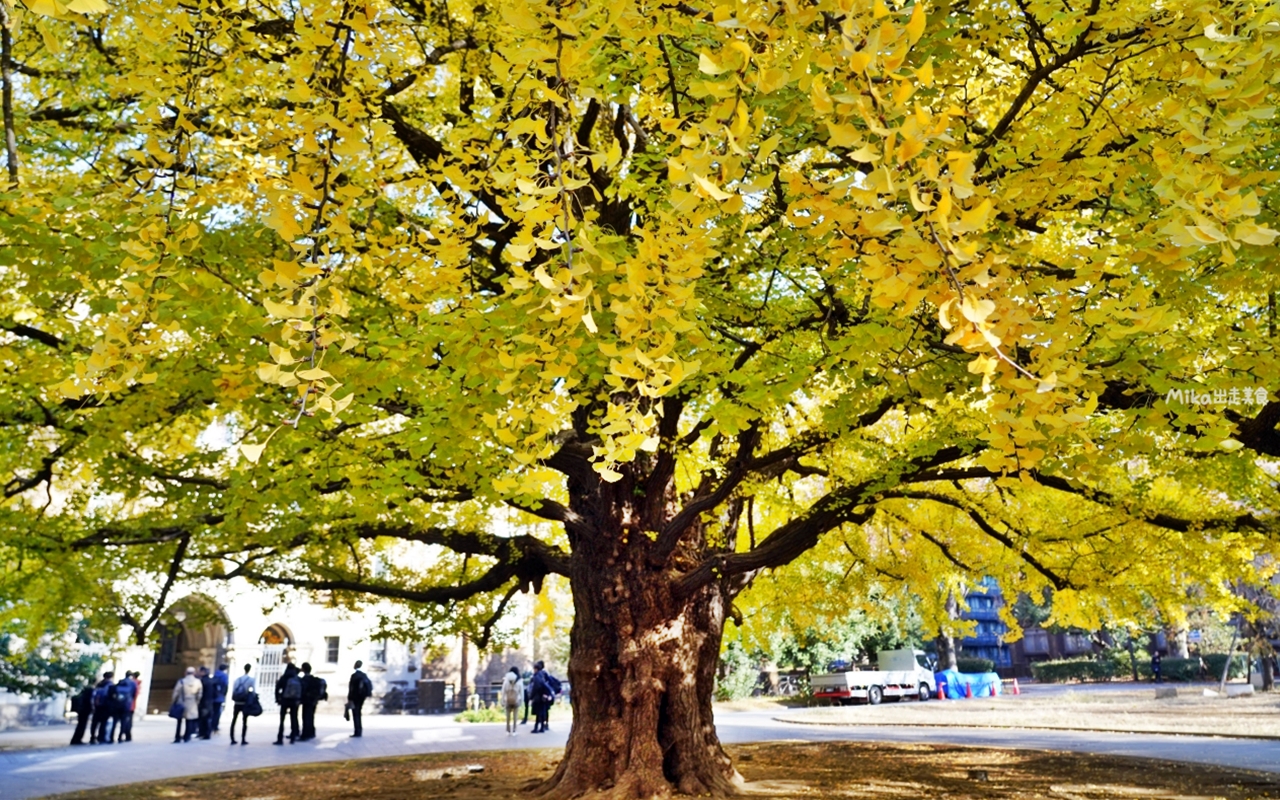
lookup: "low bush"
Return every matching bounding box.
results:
[955,657,994,674]
[454,706,504,723]
[1202,653,1247,680]
[1030,657,1113,683]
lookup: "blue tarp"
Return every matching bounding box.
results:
[934,669,1002,699]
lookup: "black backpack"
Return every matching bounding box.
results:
[283,675,302,701]
[110,682,132,711]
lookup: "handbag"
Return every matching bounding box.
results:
[245,693,263,717]
[168,700,184,720]
[343,701,351,721]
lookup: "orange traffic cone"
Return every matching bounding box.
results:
[964,682,973,698]
[1012,679,1021,696]
[937,683,946,700]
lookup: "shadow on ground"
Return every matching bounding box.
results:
[40,741,1280,799]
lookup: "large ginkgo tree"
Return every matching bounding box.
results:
[4,0,1280,795]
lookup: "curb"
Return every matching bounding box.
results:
[770,716,1280,742]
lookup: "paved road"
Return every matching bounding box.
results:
[1,708,1277,799]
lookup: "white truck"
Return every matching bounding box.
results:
[810,649,935,705]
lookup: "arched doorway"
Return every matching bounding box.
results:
[149,595,233,713]
[256,623,295,711]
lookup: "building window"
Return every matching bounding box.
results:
[1025,629,1049,654]
[325,636,340,664]
[370,640,386,664]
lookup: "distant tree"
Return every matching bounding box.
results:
[0,629,102,700]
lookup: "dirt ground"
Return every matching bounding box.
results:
[767,687,1280,738]
[43,741,1280,800]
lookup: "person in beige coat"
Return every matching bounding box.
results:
[172,666,203,743]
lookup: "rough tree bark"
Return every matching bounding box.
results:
[536,454,745,799]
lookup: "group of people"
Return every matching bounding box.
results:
[268,660,372,744]
[500,660,562,735]
[69,670,141,745]
[170,664,230,742]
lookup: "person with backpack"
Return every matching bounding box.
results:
[69,681,94,745]
[172,666,203,743]
[109,672,136,743]
[501,666,522,735]
[346,660,372,738]
[229,664,256,745]
[274,662,302,745]
[298,662,326,741]
[210,664,229,736]
[89,672,115,745]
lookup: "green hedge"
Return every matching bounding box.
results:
[1030,657,1113,683]
[955,657,994,674]
[1203,653,1246,680]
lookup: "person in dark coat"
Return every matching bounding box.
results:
[274,662,302,745]
[89,672,115,744]
[69,682,94,745]
[210,664,229,735]
[197,666,215,739]
[521,669,533,725]
[529,661,559,734]
[346,660,372,738]
[1151,650,1163,683]
[298,662,324,741]
[107,672,135,743]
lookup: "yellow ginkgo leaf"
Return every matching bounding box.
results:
[27,0,68,16]
[692,174,733,201]
[65,0,109,12]
[698,53,726,75]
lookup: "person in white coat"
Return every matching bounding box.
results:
[172,666,203,743]
[501,666,522,735]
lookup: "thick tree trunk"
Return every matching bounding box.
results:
[1166,627,1190,659]
[536,509,743,797]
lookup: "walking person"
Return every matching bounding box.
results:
[1151,650,1163,683]
[298,662,325,741]
[197,666,214,739]
[229,664,256,745]
[69,681,94,745]
[501,666,522,736]
[274,662,302,745]
[172,666,202,743]
[89,672,115,745]
[210,664,229,735]
[346,660,372,738]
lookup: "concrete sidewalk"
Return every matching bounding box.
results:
[0,712,566,799]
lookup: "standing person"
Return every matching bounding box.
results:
[125,671,141,741]
[89,672,115,745]
[273,662,302,745]
[229,664,256,745]
[501,666,522,736]
[197,666,215,739]
[210,664,229,736]
[521,668,533,725]
[172,666,203,743]
[69,681,94,745]
[346,660,372,738]
[528,661,552,734]
[298,662,325,741]
[1151,650,1163,683]
[108,672,136,743]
